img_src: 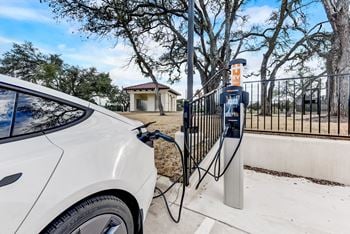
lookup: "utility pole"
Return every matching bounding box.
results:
[187,0,194,99]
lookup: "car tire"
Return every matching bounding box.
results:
[41,195,134,234]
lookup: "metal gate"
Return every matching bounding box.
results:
[183,88,223,184]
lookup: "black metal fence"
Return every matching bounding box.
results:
[182,73,350,183]
[183,88,223,184]
[243,74,350,138]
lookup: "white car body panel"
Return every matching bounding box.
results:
[0,75,157,233]
[18,112,157,233]
[88,103,142,127]
[0,136,63,234]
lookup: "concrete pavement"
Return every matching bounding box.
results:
[145,170,350,234]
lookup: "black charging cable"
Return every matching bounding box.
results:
[214,123,245,178]
[146,120,245,222]
[134,109,245,223]
[194,129,227,189]
[191,113,246,189]
[181,130,224,186]
[147,131,186,223]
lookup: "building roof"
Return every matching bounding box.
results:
[123,82,180,95]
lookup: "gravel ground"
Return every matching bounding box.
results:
[119,112,183,180]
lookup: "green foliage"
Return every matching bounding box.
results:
[0,42,129,110]
[105,87,130,111]
[0,42,47,83]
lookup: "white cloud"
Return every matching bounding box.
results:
[59,42,133,69]
[0,5,52,23]
[110,66,144,86]
[171,79,201,98]
[0,36,18,44]
[244,6,275,25]
[0,36,19,55]
[52,41,152,90]
[57,44,66,50]
[234,5,276,32]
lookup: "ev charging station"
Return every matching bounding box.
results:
[148,58,250,224]
[221,59,249,209]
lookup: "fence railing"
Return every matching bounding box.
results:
[183,88,223,184]
[243,74,350,138]
[182,73,350,183]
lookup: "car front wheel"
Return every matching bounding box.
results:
[42,195,134,234]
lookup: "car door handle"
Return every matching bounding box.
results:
[0,173,22,188]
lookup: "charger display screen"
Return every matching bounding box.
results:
[224,94,240,117]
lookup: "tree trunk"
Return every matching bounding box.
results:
[260,82,268,115]
[266,81,276,116]
[154,84,165,116]
[326,36,350,116]
[148,74,165,115]
[259,81,275,116]
[322,0,350,117]
[122,23,165,116]
[259,53,270,115]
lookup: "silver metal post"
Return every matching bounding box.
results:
[187,0,194,99]
[223,103,244,209]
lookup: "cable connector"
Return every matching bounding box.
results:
[132,121,156,136]
[152,130,175,143]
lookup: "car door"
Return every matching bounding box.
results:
[0,86,86,233]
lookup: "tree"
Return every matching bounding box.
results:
[322,0,350,116]
[107,87,130,111]
[234,0,331,115]
[0,41,48,83]
[0,42,120,107]
[60,66,115,103]
[36,54,65,88]
[42,0,250,115]
[43,1,334,116]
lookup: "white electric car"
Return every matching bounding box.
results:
[0,74,157,234]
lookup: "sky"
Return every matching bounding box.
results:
[0,0,328,98]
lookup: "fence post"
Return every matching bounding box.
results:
[183,100,190,186]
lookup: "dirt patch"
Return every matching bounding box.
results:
[120,112,183,180]
[244,165,345,187]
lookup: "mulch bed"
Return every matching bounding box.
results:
[244,165,345,187]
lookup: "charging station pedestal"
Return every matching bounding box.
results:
[222,59,248,209]
[223,102,245,209]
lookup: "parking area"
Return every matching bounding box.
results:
[145,170,350,234]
